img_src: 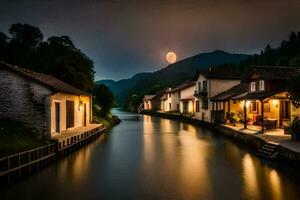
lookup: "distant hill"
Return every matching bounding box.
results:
[96,50,249,104]
[95,79,116,87]
[96,72,152,104]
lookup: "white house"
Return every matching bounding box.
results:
[179,82,196,115]
[160,88,172,112]
[0,62,94,137]
[194,66,241,122]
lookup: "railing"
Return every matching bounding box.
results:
[0,143,56,177]
[58,125,106,151]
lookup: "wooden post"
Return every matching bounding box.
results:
[228,100,230,113]
[223,101,226,123]
[243,100,247,129]
[212,101,215,122]
[261,100,264,134]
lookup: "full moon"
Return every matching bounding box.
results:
[166,52,177,64]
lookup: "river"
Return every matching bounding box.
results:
[2,109,300,200]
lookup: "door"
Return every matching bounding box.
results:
[183,102,188,113]
[66,100,74,129]
[83,103,87,126]
[280,100,291,127]
[55,102,60,133]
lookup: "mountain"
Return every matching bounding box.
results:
[96,72,152,104]
[95,79,116,87]
[97,50,249,104]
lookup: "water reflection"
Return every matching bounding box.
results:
[2,110,300,200]
[269,169,282,200]
[177,123,212,199]
[243,154,260,199]
[57,134,106,184]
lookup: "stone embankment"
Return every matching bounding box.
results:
[141,110,300,164]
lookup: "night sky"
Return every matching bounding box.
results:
[1,0,300,80]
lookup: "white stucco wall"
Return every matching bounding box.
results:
[179,85,196,114]
[170,92,180,111]
[162,93,173,112]
[194,74,240,122]
[50,93,91,136]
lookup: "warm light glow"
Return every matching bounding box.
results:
[240,100,250,108]
[269,169,282,200]
[272,99,279,108]
[246,101,250,107]
[166,51,177,63]
[243,154,259,199]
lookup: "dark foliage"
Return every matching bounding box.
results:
[0,23,95,92]
[93,84,115,117]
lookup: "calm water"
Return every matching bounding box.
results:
[2,109,300,200]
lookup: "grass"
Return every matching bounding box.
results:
[93,112,121,130]
[0,120,53,158]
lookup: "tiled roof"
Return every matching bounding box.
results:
[169,81,195,93]
[232,88,287,100]
[180,95,195,101]
[197,65,241,80]
[211,83,248,101]
[0,62,91,96]
[143,95,156,101]
[248,66,297,80]
[160,94,168,100]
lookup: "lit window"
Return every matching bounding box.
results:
[259,80,265,91]
[250,82,256,92]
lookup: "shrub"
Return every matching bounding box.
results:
[286,116,300,141]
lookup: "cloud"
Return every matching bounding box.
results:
[0,0,300,80]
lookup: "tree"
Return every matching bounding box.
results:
[9,23,43,49]
[35,36,95,91]
[0,23,95,92]
[0,32,8,61]
[288,70,300,108]
[93,84,115,117]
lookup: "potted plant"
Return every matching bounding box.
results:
[226,112,237,126]
[286,116,300,141]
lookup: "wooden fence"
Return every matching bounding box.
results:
[0,143,57,184]
[0,124,107,184]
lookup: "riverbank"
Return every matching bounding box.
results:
[0,115,121,184]
[0,120,54,158]
[141,110,300,163]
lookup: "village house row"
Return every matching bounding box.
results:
[143,65,300,133]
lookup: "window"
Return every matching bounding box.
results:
[202,96,208,109]
[178,91,181,98]
[202,80,208,92]
[198,82,201,92]
[250,101,258,113]
[259,80,265,91]
[250,82,256,92]
[176,104,179,110]
[169,103,172,110]
[196,100,200,112]
[66,100,74,129]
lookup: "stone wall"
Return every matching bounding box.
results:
[141,111,300,163]
[0,69,52,135]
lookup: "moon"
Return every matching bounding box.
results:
[166,52,177,64]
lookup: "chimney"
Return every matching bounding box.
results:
[209,66,212,72]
